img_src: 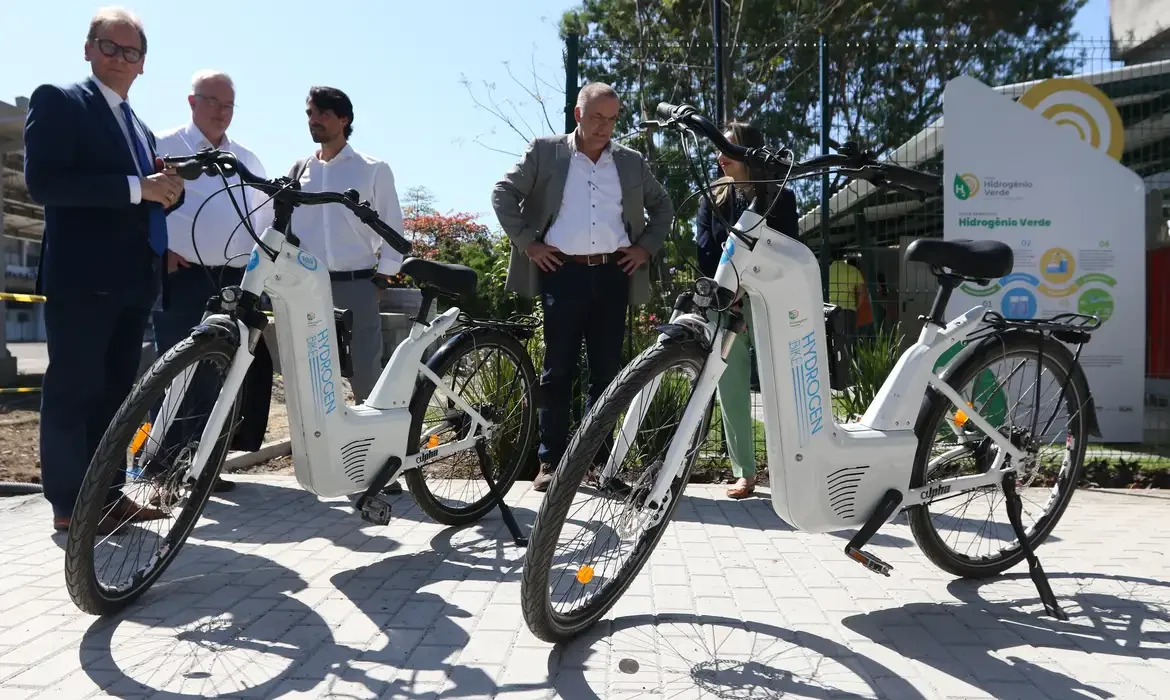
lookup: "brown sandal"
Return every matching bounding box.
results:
[726,477,755,499]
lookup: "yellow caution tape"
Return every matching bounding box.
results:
[0,386,41,394]
[0,293,47,303]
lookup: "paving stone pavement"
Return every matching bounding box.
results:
[0,477,1167,699]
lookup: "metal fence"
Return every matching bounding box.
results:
[560,36,1170,485]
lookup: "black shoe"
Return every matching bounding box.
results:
[213,477,236,493]
[382,480,403,495]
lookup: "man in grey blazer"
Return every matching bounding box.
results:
[492,82,674,491]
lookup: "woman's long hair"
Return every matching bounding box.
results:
[712,121,770,210]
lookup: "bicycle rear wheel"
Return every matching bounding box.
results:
[404,327,537,526]
[520,338,713,643]
[64,331,242,615]
[909,330,1091,578]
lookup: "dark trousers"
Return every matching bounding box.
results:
[40,294,152,518]
[538,261,630,467]
[151,265,272,453]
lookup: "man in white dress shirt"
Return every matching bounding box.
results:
[288,86,406,492]
[153,70,274,492]
[492,82,673,491]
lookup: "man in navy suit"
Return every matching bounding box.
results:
[24,7,184,532]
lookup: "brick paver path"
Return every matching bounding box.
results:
[0,477,1167,699]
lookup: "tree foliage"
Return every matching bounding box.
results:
[561,0,1089,224]
[388,186,527,319]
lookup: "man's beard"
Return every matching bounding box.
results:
[309,126,327,143]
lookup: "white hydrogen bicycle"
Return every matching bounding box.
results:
[64,149,536,615]
[520,102,1102,642]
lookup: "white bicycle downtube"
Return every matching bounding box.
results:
[185,339,256,483]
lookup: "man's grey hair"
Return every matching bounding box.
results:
[191,69,234,93]
[576,81,619,110]
[87,6,147,53]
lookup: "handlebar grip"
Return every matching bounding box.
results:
[881,164,942,196]
[656,102,681,121]
[174,160,206,181]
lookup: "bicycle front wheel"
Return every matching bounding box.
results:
[64,331,242,615]
[521,337,714,643]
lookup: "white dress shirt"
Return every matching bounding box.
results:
[544,140,630,256]
[292,144,406,275]
[155,122,272,267]
[91,75,150,204]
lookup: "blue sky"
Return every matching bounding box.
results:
[2,0,1113,229]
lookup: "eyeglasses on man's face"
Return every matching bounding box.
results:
[195,94,236,112]
[93,37,144,64]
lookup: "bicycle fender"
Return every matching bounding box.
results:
[917,329,1101,439]
[654,322,708,349]
[190,314,241,346]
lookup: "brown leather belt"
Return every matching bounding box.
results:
[557,252,618,266]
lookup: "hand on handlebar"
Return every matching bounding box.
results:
[141,168,184,206]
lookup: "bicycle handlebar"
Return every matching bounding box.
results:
[653,102,942,198]
[162,149,413,256]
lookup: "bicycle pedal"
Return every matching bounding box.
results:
[845,546,893,576]
[358,496,392,526]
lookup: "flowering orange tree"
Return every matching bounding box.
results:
[383,195,528,320]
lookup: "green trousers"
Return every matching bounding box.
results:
[717,297,756,478]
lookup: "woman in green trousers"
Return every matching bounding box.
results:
[693,121,801,499]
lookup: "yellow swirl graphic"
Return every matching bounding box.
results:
[1018,78,1124,160]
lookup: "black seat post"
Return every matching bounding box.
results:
[927,271,961,326]
[413,287,439,326]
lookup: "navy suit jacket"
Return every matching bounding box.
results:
[23,76,181,305]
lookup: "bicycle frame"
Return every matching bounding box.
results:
[141,225,492,498]
[605,209,1027,534]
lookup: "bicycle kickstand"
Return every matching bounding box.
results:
[1002,474,1068,621]
[477,441,529,547]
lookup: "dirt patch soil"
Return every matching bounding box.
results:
[0,375,300,484]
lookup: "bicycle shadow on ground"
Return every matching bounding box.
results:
[187,477,537,553]
[77,541,338,700]
[671,491,918,549]
[840,572,1170,700]
[549,612,929,699]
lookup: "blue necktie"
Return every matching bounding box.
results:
[119,101,168,256]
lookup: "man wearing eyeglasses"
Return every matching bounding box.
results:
[23,6,183,531]
[152,70,275,493]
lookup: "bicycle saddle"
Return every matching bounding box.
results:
[400,257,478,299]
[905,238,1013,279]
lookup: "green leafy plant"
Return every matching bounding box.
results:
[835,322,905,421]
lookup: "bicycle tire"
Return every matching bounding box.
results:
[908,330,1090,578]
[404,327,537,526]
[521,338,713,643]
[64,332,241,615]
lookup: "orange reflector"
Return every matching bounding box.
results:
[576,565,595,584]
[130,422,151,453]
[953,402,974,428]
[427,434,440,449]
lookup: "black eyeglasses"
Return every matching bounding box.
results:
[93,38,144,64]
[195,94,236,111]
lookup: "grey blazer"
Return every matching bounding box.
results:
[490,133,674,306]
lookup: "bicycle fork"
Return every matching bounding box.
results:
[599,314,735,517]
[140,319,256,485]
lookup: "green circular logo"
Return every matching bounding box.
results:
[1078,288,1114,321]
